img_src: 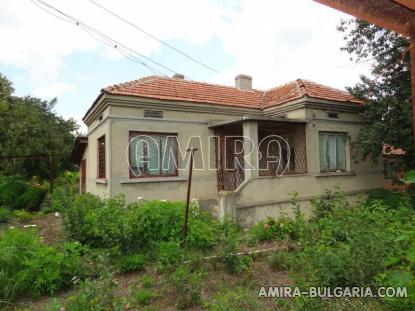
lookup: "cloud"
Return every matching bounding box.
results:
[0,0,370,112]
[32,82,75,98]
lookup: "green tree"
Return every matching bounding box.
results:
[338,19,413,167]
[0,73,79,179]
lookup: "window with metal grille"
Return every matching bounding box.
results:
[319,132,346,172]
[97,135,106,178]
[129,132,178,178]
[144,110,164,118]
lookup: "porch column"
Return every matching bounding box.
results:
[242,120,259,179]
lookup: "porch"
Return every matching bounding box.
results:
[209,116,308,192]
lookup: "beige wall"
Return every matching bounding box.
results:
[83,97,383,221]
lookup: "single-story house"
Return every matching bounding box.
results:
[74,74,383,226]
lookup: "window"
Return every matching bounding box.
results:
[319,132,346,172]
[97,135,106,178]
[129,132,178,178]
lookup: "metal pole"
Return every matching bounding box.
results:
[183,148,197,238]
[49,156,54,193]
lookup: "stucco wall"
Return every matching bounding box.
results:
[83,97,383,221]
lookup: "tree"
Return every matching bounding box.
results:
[0,73,79,179]
[337,19,413,167]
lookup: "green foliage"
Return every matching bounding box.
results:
[140,273,154,289]
[247,217,295,245]
[45,171,80,213]
[219,219,253,275]
[293,191,414,290]
[64,274,124,311]
[0,206,11,223]
[376,230,415,310]
[64,195,219,254]
[267,251,292,271]
[114,253,146,273]
[155,241,185,270]
[208,287,259,311]
[0,175,47,212]
[0,229,85,302]
[12,209,33,222]
[168,266,205,310]
[401,170,415,184]
[0,73,78,179]
[337,19,413,166]
[130,285,152,306]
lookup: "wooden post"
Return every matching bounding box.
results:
[183,148,197,238]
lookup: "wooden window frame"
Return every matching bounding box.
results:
[319,132,347,173]
[129,131,179,179]
[97,135,106,179]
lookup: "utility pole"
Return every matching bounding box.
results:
[183,148,198,238]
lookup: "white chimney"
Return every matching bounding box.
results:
[235,74,252,90]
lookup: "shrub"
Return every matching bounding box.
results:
[208,287,259,311]
[169,266,205,310]
[0,176,47,212]
[141,273,154,289]
[267,250,292,271]
[218,219,252,275]
[247,217,295,245]
[366,188,413,210]
[0,206,11,223]
[65,275,123,311]
[64,195,219,254]
[156,241,185,269]
[293,192,412,288]
[46,171,80,213]
[0,176,27,209]
[114,253,146,273]
[0,229,85,302]
[130,285,152,306]
[12,209,33,222]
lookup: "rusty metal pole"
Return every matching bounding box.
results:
[410,38,415,148]
[49,156,54,193]
[183,148,197,238]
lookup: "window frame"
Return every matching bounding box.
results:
[128,131,179,179]
[319,131,347,173]
[97,135,106,179]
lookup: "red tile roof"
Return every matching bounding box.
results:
[101,76,363,110]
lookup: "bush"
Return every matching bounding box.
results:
[169,266,206,310]
[46,171,79,213]
[140,274,154,289]
[12,209,33,222]
[0,176,27,209]
[64,275,123,311]
[293,191,413,288]
[114,253,146,273]
[131,286,152,306]
[64,195,219,254]
[247,217,295,245]
[0,206,11,223]
[267,250,292,271]
[218,219,253,275]
[0,229,85,302]
[156,241,185,269]
[0,176,47,212]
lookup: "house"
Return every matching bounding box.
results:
[74,74,383,226]
[382,143,407,191]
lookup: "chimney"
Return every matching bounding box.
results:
[172,73,185,79]
[235,74,252,90]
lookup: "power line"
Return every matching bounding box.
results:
[88,0,220,75]
[32,0,179,76]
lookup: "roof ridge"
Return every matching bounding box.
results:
[299,78,351,95]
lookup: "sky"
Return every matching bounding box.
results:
[0,0,372,132]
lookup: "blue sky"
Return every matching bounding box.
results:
[0,0,371,132]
